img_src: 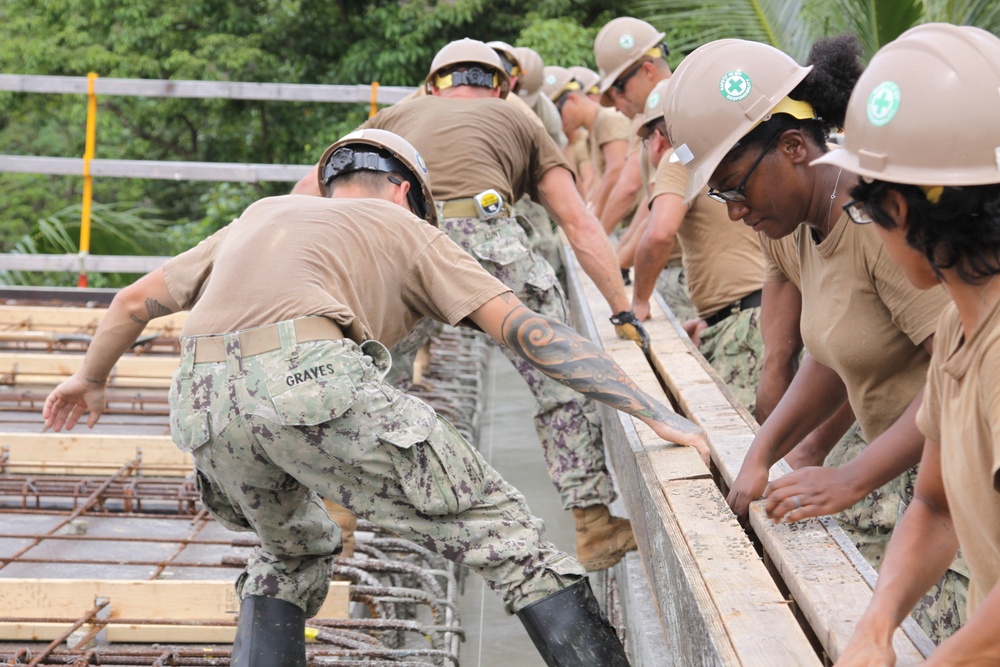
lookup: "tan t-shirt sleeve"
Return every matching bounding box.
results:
[403,235,512,326]
[759,234,790,283]
[650,157,688,201]
[871,243,950,346]
[915,312,948,444]
[525,123,574,200]
[984,340,1000,479]
[162,224,232,309]
[593,110,631,149]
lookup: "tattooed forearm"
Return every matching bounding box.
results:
[500,305,700,433]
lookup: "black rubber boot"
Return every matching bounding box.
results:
[230,595,307,667]
[516,578,631,666]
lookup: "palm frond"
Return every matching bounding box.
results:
[830,0,923,59]
[632,0,819,61]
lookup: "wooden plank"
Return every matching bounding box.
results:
[0,579,349,642]
[0,73,415,104]
[562,248,928,665]
[564,252,820,665]
[0,433,191,476]
[0,305,187,337]
[0,352,179,379]
[0,156,313,183]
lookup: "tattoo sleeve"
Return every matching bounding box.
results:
[500,305,700,434]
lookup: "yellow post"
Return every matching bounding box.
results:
[78,72,99,288]
[369,81,380,118]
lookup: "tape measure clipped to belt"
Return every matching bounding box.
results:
[474,189,505,220]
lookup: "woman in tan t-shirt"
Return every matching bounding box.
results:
[819,24,1000,666]
[663,35,967,641]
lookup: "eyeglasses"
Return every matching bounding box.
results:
[842,200,874,224]
[611,61,644,94]
[554,91,570,113]
[706,131,781,204]
[641,126,664,148]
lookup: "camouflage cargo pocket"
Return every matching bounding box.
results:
[170,408,211,453]
[524,255,559,293]
[472,235,530,269]
[195,470,253,532]
[378,395,483,515]
[263,344,360,426]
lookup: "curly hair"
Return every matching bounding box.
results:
[849,179,1000,284]
[729,34,864,161]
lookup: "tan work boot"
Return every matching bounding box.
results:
[572,504,637,571]
[323,499,357,560]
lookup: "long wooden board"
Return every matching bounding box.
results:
[565,257,820,665]
[0,352,179,388]
[0,305,188,338]
[564,248,929,664]
[0,433,190,476]
[0,579,348,642]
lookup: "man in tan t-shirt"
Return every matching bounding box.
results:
[541,66,629,219]
[292,39,650,573]
[43,130,706,667]
[634,79,765,413]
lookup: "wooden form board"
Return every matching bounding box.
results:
[0,305,188,338]
[0,352,178,389]
[0,579,349,643]
[565,259,819,665]
[0,432,191,476]
[563,248,928,665]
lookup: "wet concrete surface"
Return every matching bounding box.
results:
[455,348,576,667]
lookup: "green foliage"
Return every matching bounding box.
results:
[0,0,642,288]
[630,0,1000,62]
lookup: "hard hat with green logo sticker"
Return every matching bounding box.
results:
[540,66,577,103]
[594,17,665,103]
[662,38,812,204]
[814,23,1000,186]
[638,78,671,139]
[568,66,601,94]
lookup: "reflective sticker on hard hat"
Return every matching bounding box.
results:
[415,151,428,173]
[647,91,660,109]
[545,74,557,86]
[672,143,694,165]
[866,82,901,127]
[619,34,635,49]
[995,147,1000,173]
[342,130,365,141]
[720,71,751,102]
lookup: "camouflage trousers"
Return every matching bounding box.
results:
[698,306,763,415]
[434,210,614,510]
[826,425,969,643]
[169,320,585,617]
[655,263,698,322]
[515,195,564,289]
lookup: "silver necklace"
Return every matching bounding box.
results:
[825,167,843,235]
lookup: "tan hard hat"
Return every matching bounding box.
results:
[663,38,813,203]
[568,66,600,94]
[514,46,544,106]
[594,17,665,104]
[637,78,671,139]
[317,129,437,227]
[540,66,578,103]
[425,38,511,98]
[813,23,1000,187]
[487,40,523,78]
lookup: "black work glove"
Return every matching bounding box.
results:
[610,310,650,354]
[620,267,632,286]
